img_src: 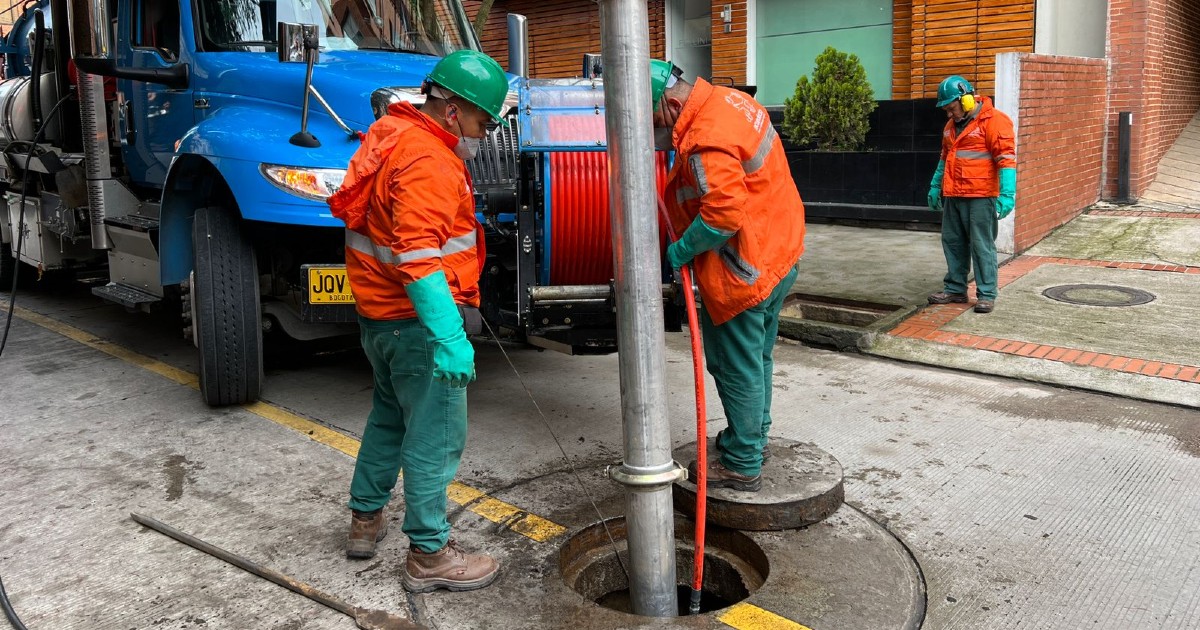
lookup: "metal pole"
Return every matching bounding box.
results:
[598,0,680,618]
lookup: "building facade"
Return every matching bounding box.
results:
[462,0,1199,252]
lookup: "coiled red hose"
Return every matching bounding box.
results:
[547,153,670,285]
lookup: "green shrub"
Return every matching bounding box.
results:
[782,47,877,151]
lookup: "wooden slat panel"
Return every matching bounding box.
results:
[463,0,666,78]
[905,0,1035,98]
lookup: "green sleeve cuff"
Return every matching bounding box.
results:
[404,271,464,343]
[680,215,732,256]
[999,168,1016,196]
[930,160,945,190]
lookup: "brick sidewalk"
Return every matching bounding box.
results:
[888,254,1200,385]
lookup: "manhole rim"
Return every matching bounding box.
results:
[1041,283,1156,307]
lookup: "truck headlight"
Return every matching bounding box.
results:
[261,165,346,201]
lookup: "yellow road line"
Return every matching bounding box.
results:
[718,603,814,630]
[5,304,566,542]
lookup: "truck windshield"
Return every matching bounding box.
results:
[198,0,479,56]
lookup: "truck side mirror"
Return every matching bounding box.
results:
[278,22,318,65]
[278,23,321,147]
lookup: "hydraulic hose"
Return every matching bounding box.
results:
[1,92,73,630]
[657,195,707,614]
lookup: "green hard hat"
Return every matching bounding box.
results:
[936,75,974,108]
[428,50,510,125]
[650,59,680,108]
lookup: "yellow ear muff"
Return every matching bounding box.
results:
[960,93,976,111]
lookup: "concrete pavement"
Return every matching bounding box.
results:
[788,198,1200,408]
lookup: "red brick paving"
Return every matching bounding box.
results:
[888,255,1200,384]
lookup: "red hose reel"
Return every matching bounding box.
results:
[546,152,670,285]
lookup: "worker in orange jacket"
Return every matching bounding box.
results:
[327,50,508,593]
[926,75,1017,314]
[651,60,806,492]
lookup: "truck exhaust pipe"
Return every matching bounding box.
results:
[66,0,115,249]
[506,13,528,77]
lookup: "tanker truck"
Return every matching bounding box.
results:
[0,0,676,406]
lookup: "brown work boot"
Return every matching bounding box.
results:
[402,540,500,593]
[346,509,388,559]
[715,429,770,463]
[974,300,994,313]
[687,458,762,492]
[928,292,968,304]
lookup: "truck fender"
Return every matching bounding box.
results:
[159,154,237,287]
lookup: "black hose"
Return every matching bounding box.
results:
[0,92,72,630]
[0,93,69,360]
[0,576,27,630]
[29,9,45,132]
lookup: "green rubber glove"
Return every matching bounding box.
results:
[995,167,1016,219]
[927,160,945,212]
[666,215,733,269]
[404,271,475,388]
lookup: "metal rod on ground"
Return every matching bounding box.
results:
[598,0,680,617]
[130,513,419,630]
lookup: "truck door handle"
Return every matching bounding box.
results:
[124,100,136,144]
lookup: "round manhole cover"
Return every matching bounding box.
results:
[1042,284,1156,307]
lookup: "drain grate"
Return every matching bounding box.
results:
[1042,284,1156,307]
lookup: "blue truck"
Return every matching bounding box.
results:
[0,0,676,406]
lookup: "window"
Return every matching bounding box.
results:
[132,0,181,60]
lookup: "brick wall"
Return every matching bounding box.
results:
[462,1,666,78]
[1012,55,1108,252]
[1104,0,1200,199]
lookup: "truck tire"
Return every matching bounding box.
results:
[191,206,263,406]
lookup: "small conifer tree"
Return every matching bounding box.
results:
[782,47,877,151]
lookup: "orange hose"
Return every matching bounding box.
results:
[657,195,707,605]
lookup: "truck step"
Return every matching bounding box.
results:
[103,215,160,233]
[91,282,160,308]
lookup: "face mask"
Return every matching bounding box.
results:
[449,107,480,160]
[454,137,480,160]
[653,127,674,151]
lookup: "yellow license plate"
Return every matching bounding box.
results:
[306,266,355,304]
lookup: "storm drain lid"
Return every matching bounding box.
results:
[1042,284,1156,307]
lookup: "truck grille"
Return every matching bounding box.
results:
[467,113,520,187]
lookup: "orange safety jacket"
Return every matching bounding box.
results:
[939,96,1017,198]
[663,78,806,325]
[327,102,483,321]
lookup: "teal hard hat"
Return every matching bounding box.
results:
[936,75,974,108]
[650,59,682,108]
[427,50,510,125]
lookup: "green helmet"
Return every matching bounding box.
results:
[427,50,510,125]
[936,75,974,108]
[650,59,680,108]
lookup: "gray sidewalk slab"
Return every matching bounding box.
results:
[4,293,1200,628]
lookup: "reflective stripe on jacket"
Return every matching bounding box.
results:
[939,96,1016,198]
[327,102,482,321]
[664,78,806,325]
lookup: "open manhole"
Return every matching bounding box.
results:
[781,293,900,327]
[1042,284,1156,307]
[560,515,767,616]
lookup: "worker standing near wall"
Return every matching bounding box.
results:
[650,60,806,492]
[926,75,1017,314]
[327,50,508,593]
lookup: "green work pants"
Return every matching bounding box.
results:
[941,197,999,301]
[348,316,468,553]
[701,262,799,477]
